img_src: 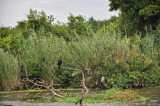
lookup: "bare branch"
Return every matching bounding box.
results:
[62,67,89,105]
[23,78,64,99]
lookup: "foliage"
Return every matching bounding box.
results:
[16,9,55,38]
[0,33,24,54]
[0,49,20,91]
[0,27,19,38]
[67,14,94,36]
[52,23,76,41]
[87,16,117,32]
[18,34,73,87]
[109,0,160,35]
[16,26,160,88]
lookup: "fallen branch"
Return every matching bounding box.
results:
[22,78,64,99]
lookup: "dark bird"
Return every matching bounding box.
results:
[57,57,62,69]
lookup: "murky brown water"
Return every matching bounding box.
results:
[0,88,160,106]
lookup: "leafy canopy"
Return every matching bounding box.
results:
[109,0,160,35]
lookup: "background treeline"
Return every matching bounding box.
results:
[0,0,160,91]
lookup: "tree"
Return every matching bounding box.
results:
[16,9,55,37]
[109,0,160,35]
[26,9,54,31]
[0,27,24,54]
[88,16,117,32]
[67,14,92,36]
[0,27,19,38]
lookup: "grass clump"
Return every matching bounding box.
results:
[107,89,142,102]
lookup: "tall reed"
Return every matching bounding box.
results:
[0,49,20,91]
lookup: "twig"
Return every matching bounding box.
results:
[33,91,43,97]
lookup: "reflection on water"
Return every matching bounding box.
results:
[0,88,160,106]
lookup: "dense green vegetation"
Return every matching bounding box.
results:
[0,0,160,91]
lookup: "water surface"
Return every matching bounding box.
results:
[0,88,160,106]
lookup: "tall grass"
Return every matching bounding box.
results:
[0,49,20,91]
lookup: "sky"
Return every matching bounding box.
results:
[0,0,118,27]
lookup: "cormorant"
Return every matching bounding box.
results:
[57,57,62,69]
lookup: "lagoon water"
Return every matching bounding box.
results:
[0,88,160,106]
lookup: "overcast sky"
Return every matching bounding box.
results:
[0,0,118,27]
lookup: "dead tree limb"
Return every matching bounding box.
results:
[62,67,89,105]
[22,78,64,99]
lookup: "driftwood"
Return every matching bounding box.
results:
[62,67,89,105]
[22,78,64,100]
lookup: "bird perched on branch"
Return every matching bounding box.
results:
[57,56,62,69]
